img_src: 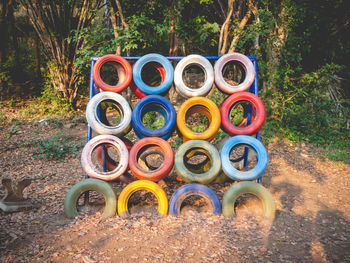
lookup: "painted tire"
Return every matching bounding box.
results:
[214,52,255,94]
[169,184,221,215]
[133,53,174,95]
[175,140,221,184]
[130,62,166,99]
[117,180,168,218]
[220,92,265,135]
[174,55,214,97]
[81,135,129,181]
[93,54,132,92]
[176,97,221,141]
[222,181,275,219]
[86,92,132,136]
[132,95,176,140]
[220,135,268,181]
[64,179,117,218]
[129,137,174,181]
[96,137,133,171]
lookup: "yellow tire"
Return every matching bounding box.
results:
[177,97,221,141]
[117,180,168,218]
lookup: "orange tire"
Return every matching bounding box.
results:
[93,54,132,92]
[176,97,221,141]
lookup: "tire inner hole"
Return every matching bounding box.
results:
[185,105,210,133]
[222,61,245,85]
[182,63,206,89]
[128,190,159,216]
[137,145,164,171]
[230,100,255,127]
[180,194,211,215]
[229,144,257,171]
[141,62,163,87]
[77,190,105,216]
[92,143,121,172]
[99,99,123,127]
[234,193,263,217]
[100,62,121,86]
[142,103,166,130]
[184,148,211,174]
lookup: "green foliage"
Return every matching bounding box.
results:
[19,78,74,120]
[170,137,183,151]
[263,63,349,150]
[142,111,166,130]
[29,131,83,161]
[6,124,19,139]
[322,149,350,164]
[208,88,226,106]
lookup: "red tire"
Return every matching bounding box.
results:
[220,92,266,135]
[129,137,174,181]
[130,62,166,99]
[93,54,132,92]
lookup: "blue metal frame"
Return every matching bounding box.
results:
[87,55,262,184]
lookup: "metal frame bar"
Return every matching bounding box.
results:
[86,55,262,183]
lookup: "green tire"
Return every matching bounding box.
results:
[222,181,275,219]
[64,178,117,218]
[175,140,221,185]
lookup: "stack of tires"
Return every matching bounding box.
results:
[64,52,275,220]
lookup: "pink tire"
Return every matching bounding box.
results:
[214,52,255,94]
[81,135,129,181]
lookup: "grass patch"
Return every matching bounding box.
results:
[25,130,83,161]
[18,87,75,121]
[322,149,350,164]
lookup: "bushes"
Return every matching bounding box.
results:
[262,63,350,150]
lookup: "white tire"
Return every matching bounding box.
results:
[86,92,131,136]
[81,135,129,181]
[174,55,214,97]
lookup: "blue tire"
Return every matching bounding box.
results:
[133,53,174,94]
[220,135,268,181]
[132,95,176,140]
[169,184,221,215]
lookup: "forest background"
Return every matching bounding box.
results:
[0,0,349,163]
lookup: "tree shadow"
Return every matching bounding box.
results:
[266,181,350,261]
[268,142,327,183]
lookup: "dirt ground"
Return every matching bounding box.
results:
[1,118,350,263]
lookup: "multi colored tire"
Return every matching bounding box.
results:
[175,140,221,184]
[169,184,221,215]
[174,55,214,97]
[176,97,221,141]
[93,54,132,92]
[220,92,266,135]
[214,52,255,94]
[133,53,173,95]
[96,137,133,171]
[220,135,268,181]
[81,135,129,181]
[130,62,166,99]
[132,95,176,140]
[86,92,132,136]
[129,137,174,181]
[222,181,275,219]
[117,180,168,218]
[64,179,117,218]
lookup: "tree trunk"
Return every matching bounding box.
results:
[168,0,179,56]
[34,34,41,93]
[109,0,130,55]
[218,0,233,55]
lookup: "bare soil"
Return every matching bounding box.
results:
[1,118,350,263]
